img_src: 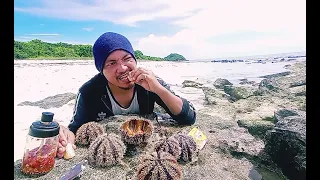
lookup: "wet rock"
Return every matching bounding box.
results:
[264,109,306,180]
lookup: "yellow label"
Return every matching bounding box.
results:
[188,127,207,150]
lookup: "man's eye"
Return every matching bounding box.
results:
[124,57,132,61]
[106,62,116,66]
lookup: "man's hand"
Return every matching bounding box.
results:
[57,125,76,158]
[128,67,163,94]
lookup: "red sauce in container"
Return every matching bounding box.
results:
[21,144,57,175]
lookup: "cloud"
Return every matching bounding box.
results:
[26,33,60,36]
[14,0,204,26]
[15,0,306,59]
[19,36,33,39]
[82,27,94,32]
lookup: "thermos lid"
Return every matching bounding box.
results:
[28,112,60,138]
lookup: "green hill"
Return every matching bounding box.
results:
[14,39,187,61]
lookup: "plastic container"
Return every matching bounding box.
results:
[21,112,60,175]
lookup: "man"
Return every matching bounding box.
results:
[57,32,196,158]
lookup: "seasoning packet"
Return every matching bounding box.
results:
[188,127,207,150]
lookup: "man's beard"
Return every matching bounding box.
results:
[119,83,134,90]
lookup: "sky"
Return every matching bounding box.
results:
[14,0,306,60]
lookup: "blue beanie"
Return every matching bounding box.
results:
[92,32,136,72]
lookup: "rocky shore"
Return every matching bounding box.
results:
[14,61,306,180]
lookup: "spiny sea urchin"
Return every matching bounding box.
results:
[171,133,197,162]
[75,121,105,146]
[120,118,153,145]
[136,151,182,180]
[88,133,126,167]
[154,136,181,159]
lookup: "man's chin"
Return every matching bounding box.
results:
[118,82,135,90]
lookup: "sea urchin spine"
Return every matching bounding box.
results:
[136,151,182,180]
[171,133,197,162]
[154,136,181,159]
[75,121,105,146]
[88,133,126,167]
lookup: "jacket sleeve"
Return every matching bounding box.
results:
[68,91,88,134]
[154,77,196,125]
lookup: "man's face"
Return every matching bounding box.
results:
[102,50,137,90]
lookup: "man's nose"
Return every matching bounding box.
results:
[118,63,129,72]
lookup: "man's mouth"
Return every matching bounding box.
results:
[118,72,130,80]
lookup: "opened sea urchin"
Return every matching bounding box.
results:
[120,118,153,145]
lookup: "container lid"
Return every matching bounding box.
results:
[28,112,60,138]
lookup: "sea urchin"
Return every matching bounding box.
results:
[88,133,126,167]
[171,133,197,162]
[136,151,182,180]
[75,121,105,146]
[154,136,181,159]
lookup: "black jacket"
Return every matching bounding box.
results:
[68,73,196,134]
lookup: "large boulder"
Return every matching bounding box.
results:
[264,109,306,180]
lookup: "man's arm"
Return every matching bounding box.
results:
[68,92,88,134]
[153,77,196,125]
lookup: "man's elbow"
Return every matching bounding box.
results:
[177,111,196,126]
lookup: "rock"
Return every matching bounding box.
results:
[201,87,228,105]
[182,80,203,88]
[258,71,291,79]
[224,85,257,101]
[258,78,280,92]
[239,79,259,86]
[264,109,306,180]
[237,119,275,139]
[17,92,77,109]
[213,78,233,89]
[289,85,306,96]
[212,126,265,157]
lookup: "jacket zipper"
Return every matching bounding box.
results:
[100,95,114,115]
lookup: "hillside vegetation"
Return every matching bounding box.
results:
[14,39,186,61]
